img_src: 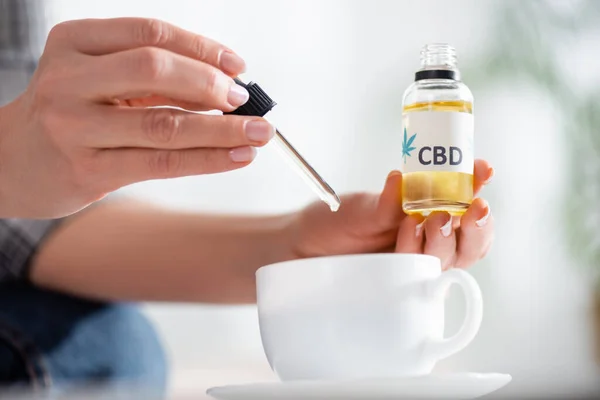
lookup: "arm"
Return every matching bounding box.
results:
[28,167,495,304]
[30,198,297,304]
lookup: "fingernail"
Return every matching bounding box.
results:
[227,84,249,107]
[440,213,453,237]
[229,146,256,162]
[245,120,275,143]
[415,220,425,237]
[219,50,246,75]
[484,167,495,184]
[476,201,491,227]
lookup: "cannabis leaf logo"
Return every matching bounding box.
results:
[402,128,417,163]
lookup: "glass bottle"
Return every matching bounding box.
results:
[401,43,474,216]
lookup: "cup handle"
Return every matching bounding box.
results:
[423,269,483,361]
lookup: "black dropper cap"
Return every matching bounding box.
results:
[223,77,341,211]
[224,78,277,117]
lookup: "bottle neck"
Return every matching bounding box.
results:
[415,43,460,82]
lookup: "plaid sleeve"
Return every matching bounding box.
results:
[0,219,64,281]
[0,0,64,282]
[0,0,47,104]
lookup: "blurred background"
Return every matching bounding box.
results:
[38,0,600,397]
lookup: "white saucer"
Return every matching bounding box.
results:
[206,372,512,400]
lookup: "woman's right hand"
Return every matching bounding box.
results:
[0,18,274,219]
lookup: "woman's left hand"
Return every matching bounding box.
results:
[290,159,494,270]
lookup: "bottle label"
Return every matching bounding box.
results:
[400,111,474,174]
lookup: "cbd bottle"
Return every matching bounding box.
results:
[400,43,474,216]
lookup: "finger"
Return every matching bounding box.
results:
[122,96,209,112]
[395,214,425,254]
[83,47,248,112]
[52,18,245,76]
[452,215,462,230]
[376,170,405,230]
[85,107,274,150]
[454,198,494,269]
[423,212,457,270]
[97,146,257,189]
[443,160,492,231]
[473,159,494,196]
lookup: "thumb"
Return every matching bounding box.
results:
[376,170,406,229]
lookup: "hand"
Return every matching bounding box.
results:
[0,18,274,218]
[292,159,495,270]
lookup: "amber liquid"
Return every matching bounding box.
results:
[402,100,473,216]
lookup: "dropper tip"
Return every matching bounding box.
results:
[327,195,341,213]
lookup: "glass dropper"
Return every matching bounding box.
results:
[225,78,341,212]
[270,128,340,212]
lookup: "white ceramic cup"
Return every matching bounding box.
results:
[256,253,483,381]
